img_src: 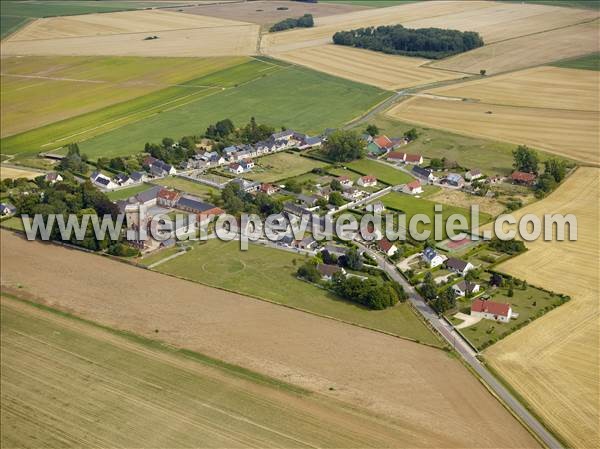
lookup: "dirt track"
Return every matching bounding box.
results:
[0,230,539,448]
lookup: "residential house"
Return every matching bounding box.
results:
[452,280,481,297]
[297,194,319,208]
[366,201,385,214]
[403,179,423,195]
[422,247,446,268]
[229,163,245,175]
[284,202,311,218]
[114,173,134,187]
[377,238,398,257]
[230,178,260,193]
[302,136,323,149]
[260,183,278,195]
[322,245,348,259]
[317,264,346,281]
[134,185,162,207]
[446,173,465,187]
[176,195,224,224]
[412,166,435,182]
[338,176,354,189]
[357,175,377,188]
[367,141,385,157]
[445,257,474,276]
[90,171,117,190]
[157,188,181,207]
[272,129,295,142]
[0,203,17,216]
[240,159,254,171]
[387,151,406,162]
[511,171,537,186]
[373,135,395,152]
[471,299,513,323]
[130,171,145,183]
[295,236,317,250]
[44,172,63,184]
[315,185,332,200]
[342,188,362,201]
[150,160,176,177]
[404,153,423,165]
[465,169,483,181]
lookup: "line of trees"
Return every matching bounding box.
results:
[270,14,314,32]
[333,25,484,59]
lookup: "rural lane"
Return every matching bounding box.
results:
[355,241,564,449]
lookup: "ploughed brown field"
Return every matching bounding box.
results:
[0,230,539,449]
[485,167,600,449]
[386,66,600,165]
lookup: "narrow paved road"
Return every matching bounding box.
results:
[354,240,563,449]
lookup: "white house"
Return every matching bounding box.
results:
[90,171,117,190]
[452,280,481,297]
[471,299,513,323]
[422,247,446,268]
[403,179,423,195]
[338,176,354,188]
[229,163,245,175]
[465,169,483,181]
[342,188,362,201]
[0,203,17,216]
[357,175,377,188]
[445,257,474,276]
[317,264,346,281]
[45,172,63,184]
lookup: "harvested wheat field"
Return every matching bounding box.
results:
[0,296,421,448]
[0,231,539,449]
[485,167,600,449]
[387,67,600,165]
[0,166,42,180]
[181,0,368,25]
[432,19,600,75]
[261,0,493,53]
[274,45,465,90]
[428,188,507,217]
[1,9,259,57]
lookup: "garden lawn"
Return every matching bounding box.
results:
[105,183,153,201]
[346,159,412,185]
[381,192,492,238]
[151,177,218,200]
[74,62,390,160]
[245,153,328,183]
[451,283,570,350]
[156,239,440,346]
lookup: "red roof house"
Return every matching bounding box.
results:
[511,171,536,185]
[471,299,513,322]
[374,135,394,151]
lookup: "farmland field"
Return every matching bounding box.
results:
[0,230,540,449]
[431,19,600,75]
[1,9,260,57]
[157,239,438,345]
[72,62,389,160]
[0,166,42,180]
[346,159,413,185]
[387,67,600,165]
[551,52,600,71]
[1,295,419,448]
[181,0,367,25]
[0,55,247,137]
[0,15,29,39]
[245,152,328,183]
[484,167,599,449]
[273,45,465,90]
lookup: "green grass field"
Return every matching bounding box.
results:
[0,15,29,38]
[346,158,413,185]
[551,52,600,71]
[500,0,599,9]
[156,239,440,345]
[321,0,417,7]
[3,58,389,161]
[1,295,415,448]
[381,192,492,238]
[105,183,152,201]
[151,177,219,200]
[1,56,247,138]
[245,152,328,183]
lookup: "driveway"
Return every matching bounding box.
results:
[453,312,482,329]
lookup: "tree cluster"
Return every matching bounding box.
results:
[534,158,568,198]
[220,182,283,217]
[512,145,539,174]
[333,25,484,59]
[488,237,526,255]
[205,117,275,150]
[270,14,314,32]
[58,143,88,174]
[325,130,366,162]
[331,275,402,310]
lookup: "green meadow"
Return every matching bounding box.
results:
[156,239,440,346]
[346,158,413,185]
[551,52,600,71]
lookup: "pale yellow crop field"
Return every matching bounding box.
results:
[485,167,600,449]
[273,45,464,90]
[261,0,493,53]
[0,166,41,180]
[403,2,598,44]
[386,67,600,165]
[428,66,599,112]
[432,19,600,75]
[1,10,259,57]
